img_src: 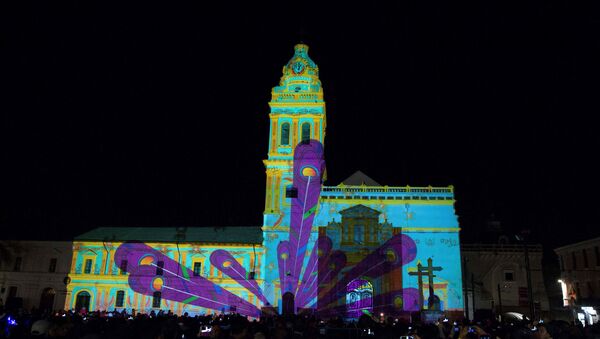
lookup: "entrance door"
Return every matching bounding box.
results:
[346,279,373,319]
[75,291,91,312]
[282,292,295,316]
[39,288,56,312]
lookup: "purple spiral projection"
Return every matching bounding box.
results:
[277,241,292,293]
[317,288,420,318]
[114,242,261,317]
[318,251,348,286]
[285,140,325,296]
[369,289,420,314]
[296,249,346,308]
[112,137,423,318]
[294,236,332,307]
[400,288,421,311]
[343,279,373,319]
[209,250,269,305]
[316,233,417,312]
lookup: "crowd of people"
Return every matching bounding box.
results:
[1,306,600,339]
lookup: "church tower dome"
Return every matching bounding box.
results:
[282,44,319,78]
[271,43,323,103]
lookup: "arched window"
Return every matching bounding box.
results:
[346,279,373,319]
[280,123,290,146]
[75,291,91,311]
[115,290,125,307]
[301,123,311,142]
[193,262,202,276]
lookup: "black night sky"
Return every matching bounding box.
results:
[1,1,598,249]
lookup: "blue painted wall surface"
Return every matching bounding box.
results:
[261,190,463,311]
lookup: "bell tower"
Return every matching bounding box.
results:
[263,44,326,227]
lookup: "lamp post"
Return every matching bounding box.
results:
[515,234,535,321]
[497,283,503,321]
[462,257,470,321]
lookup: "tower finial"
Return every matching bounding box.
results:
[294,43,309,55]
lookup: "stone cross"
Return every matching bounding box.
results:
[423,258,443,310]
[408,258,443,310]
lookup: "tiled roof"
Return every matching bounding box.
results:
[75,226,263,244]
[341,170,381,186]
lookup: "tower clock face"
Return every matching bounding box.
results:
[292,61,305,74]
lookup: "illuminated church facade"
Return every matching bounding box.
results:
[66,44,463,319]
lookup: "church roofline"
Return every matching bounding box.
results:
[339,204,382,216]
[74,226,263,244]
[341,170,381,186]
[323,185,454,192]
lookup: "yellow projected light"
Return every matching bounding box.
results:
[140,255,155,266]
[152,277,163,291]
[302,167,317,177]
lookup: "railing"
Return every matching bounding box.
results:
[271,93,324,102]
[320,196,454,201]
[322,185,454,194]
[320,185,454,202]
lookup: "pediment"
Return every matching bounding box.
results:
[339,204,381,218]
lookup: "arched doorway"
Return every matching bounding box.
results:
[282,292,295,316]
[346,279,373,319]
[39,288,56,312]
[75,291,91,312]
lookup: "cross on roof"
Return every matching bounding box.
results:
[422,257,443,276]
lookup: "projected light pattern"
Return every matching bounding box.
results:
[114,243,261,317]
[103,138,458,318]
[277,241,292,294]
[108,140,423,317]
[67,43,463,319]
[209,250,269,305]
[313,232,417,316]
[108,140,325,317]
[294,235,331,307]
[111,228,420,318]
[286,140,325,295]
[327,233,417,294]
[317,288,421,319]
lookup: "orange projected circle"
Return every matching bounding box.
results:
[140,256,154,266]
[302,167,317,177]
[152,277,163,291]
[223,261,232,268]
[394,296,403,309]
[280,253,288,260]
[386,249,397,262]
